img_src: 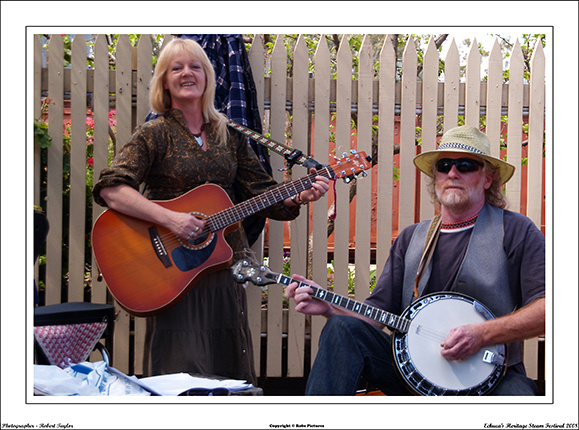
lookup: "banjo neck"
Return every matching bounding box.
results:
[274,273,411,333]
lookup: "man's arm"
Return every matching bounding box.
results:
[441,297,545,361]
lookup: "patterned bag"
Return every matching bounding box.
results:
[34,322,107,368]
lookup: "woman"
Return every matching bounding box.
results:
[93,38,329,384]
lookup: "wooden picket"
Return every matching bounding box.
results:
[246,34,266,378]
[419,37,439,222]
[266,35,287,378]
[45,34,64,307]
[287,34,309,377]
[33,33,546,387]
[309,34,332,368]
[507,39,525,212]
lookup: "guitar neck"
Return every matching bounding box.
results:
[272,273,410,333]
[206,167,333,232]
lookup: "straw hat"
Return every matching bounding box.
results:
[413,125,515,185]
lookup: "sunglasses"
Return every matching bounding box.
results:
[436,158,484,174]
[178,387,231,396]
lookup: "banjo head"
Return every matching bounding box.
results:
[393,292,506,396]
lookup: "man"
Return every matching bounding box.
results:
[286,125,545,395]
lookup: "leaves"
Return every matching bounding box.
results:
[34,119,52,149]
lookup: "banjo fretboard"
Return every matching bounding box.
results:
[274,273,411,333]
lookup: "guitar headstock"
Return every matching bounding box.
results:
[330,150,372,184]
[231,258,277,286]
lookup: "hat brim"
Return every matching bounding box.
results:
[413,149,515,185]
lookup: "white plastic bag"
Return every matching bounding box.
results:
[34,361,151,396]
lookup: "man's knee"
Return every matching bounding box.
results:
[491,369,538,396]
[321,315,367,339]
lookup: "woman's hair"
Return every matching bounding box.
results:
[426,159,509,209]
[149,38,229,143]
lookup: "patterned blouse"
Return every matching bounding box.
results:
[93,108,300,250]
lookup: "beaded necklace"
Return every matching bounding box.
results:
[441,214,479,233]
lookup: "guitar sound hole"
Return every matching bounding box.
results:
[179,211,212,250]
[180,231,213,250]
[189,231,209,246]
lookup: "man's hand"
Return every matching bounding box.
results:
[440,324,484,361]
[285,275,333,317]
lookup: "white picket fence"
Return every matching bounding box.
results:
[33,34,545,387]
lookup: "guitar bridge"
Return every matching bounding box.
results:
[148,226,172,268]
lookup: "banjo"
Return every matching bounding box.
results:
[231,258,507,396]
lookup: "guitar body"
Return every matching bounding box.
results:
[392,292,506,396]
[92,184,240,316]
[92,151,371,317]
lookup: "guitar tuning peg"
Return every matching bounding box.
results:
[242,260,249,266]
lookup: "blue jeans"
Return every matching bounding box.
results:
[305,315,537,396]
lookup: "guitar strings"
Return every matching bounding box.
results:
[158,171,324,249]
[151,166,338,251]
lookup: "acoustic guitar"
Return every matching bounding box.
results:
[92,151,371,316]
[231,258,507,396]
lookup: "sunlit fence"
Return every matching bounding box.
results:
[33,34,546,383]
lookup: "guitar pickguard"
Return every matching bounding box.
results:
[171,235,217,272]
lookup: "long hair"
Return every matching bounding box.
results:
[426,161,509,209]
[149,38,229,143]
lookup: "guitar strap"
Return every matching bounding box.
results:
[413,213,442,299]
[227,119,324,170]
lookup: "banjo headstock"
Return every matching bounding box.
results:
[231,258,278,286]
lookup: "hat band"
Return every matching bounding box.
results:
[438,142,486,155]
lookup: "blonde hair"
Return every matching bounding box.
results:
[149,38,229,143]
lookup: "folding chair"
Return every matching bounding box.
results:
[33,210,116,368]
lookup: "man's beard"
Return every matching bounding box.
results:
[436,179,486,211]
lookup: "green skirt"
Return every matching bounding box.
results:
[142,268,257,385]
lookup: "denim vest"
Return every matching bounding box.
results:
[402,203,521,366]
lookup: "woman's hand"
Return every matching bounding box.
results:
[286,168,331,207]
[167,211,206,241]
[301,168,331,203]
